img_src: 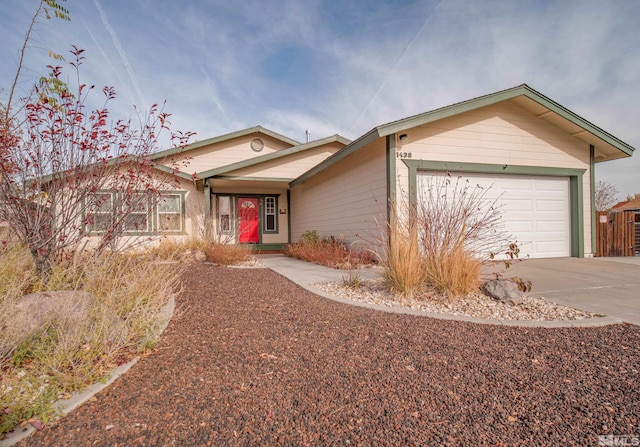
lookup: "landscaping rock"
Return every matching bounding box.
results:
[16,265,640,447]
[480,279,524,305]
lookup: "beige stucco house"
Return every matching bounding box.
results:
[117,84,635,258]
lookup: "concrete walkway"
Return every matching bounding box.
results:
[257,255,626,327]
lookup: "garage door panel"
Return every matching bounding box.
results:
[417,172,570,258]
[502,199,534,212]
[536,220,566,232]
[536,201,565,212]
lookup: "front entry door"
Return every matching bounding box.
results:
[238,198,259,243]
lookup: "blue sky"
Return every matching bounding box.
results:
[1,0,639,197]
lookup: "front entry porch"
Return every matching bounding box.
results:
[203,178,291,249]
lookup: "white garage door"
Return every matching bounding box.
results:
[417,172,571,259]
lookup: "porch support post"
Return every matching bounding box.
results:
[287,189,291,243]
[590,144,596,256]
[204,179,212,239]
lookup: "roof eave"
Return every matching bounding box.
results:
[199,134,351,180]
[290,129,380,187]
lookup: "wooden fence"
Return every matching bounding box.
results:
[595,211,637,257]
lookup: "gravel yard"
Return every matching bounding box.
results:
[17,264,640,446]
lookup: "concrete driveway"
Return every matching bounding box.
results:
[483,257,640,325]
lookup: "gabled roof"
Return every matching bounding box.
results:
[292,84,635,187]
[198,134,350,180]
[151,125,301,160]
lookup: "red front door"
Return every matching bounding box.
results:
[238,198,259,243]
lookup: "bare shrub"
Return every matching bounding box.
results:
[204,242,251,266]
[414,174,518,297]
[285,231,376,269]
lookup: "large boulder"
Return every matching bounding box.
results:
[480,279,524,306]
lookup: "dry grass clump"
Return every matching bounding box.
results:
[204,242,251,266]
[285,231,375,269]
[146,237,252,266]
[378,218,426,299]
[0,247,180,436]
[422,242,481,297]
[0,244,37,300]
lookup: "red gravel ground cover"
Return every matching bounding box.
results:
[17,264,640,446]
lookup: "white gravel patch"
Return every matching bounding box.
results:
[314,279,597,321]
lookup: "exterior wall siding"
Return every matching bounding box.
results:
[394,101,593,255]
[290,139,387,250]
[226,143,343,179]
[156,134,293,174]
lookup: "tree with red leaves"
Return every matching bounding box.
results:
[0,2,193,277]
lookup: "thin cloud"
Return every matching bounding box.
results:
[92,0,145,107]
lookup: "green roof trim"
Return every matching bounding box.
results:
[291,84,635,187]
[198,134,350,180]
[213,176,295,183]
[290,129,379,187]
[150,163,195,181]
[151,125,302,160]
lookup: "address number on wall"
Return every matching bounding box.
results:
[396,152,412,158]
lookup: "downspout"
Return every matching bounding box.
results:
[386,134,397,226]
[204,179,211,239]
[287,189,291,244]
[590,145,595,256]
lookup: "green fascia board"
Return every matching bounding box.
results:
[198,134,350,180]
[402,159,586,257]
[290,129,380,187]
[377,84,634,157]
[214,176,294,183]
[150,162,194,181]
[151,125,302,160]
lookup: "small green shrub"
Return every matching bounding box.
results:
[341,267,363,289]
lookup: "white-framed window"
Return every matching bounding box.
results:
[85,190,184,235]
[157,193,183,233]
[264,196,277,233]
[86,191,114,233]
[218,196,232,233]
[123,192,151,233]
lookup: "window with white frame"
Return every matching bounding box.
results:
[123,192,151,233]
[86,192,114,233]
[264,196,277,232]
[85,190,184,235]
[218,196,231,233]
[157,194,183,233]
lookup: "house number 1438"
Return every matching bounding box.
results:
[396,152,412,158]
